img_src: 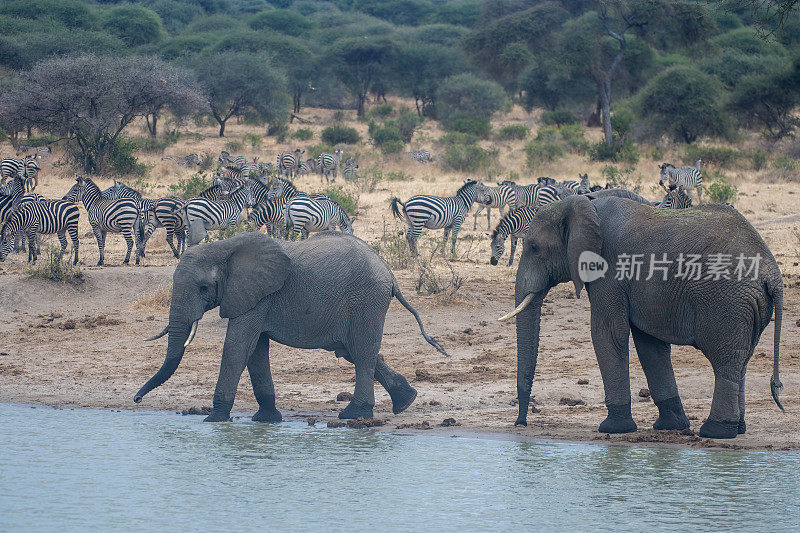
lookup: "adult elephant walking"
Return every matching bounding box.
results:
[135,231,447,422]
[499,190,784,439]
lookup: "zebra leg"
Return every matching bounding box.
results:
[450,218,465,256]
[121,228,134,265]
[508,236,518,267]
[487,206,492,231]
[94,228,106,266]
[27,231,37,263]
[697,185,703,204]
[441,227,452,255]
[472,204,484,230]
[165,228,180,259]
[406,226,420,256]
[248,333,282,423]
[69,224,79,265]
[57,230,68,258]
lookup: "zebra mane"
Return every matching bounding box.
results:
[456,179,478,196]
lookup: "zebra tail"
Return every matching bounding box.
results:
[769,276,784,411]
[390,197,404,220]
[392,279,449,357]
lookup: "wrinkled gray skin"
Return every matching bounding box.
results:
[135,231,446,422]
[509,189,784,439]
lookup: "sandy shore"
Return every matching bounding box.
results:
[1,263,797,452]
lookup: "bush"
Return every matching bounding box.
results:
[292,128,314,140]
[772,156,800,179]
[26,247,83,285]
[588,139,640,165]
[541,109,579,126]
[611,107,636,139]
[442,144,498,172]
[372,224,412,270]
[369,120,403,146]
[381,140,405,154]
[396,110,419,143]
[437,73,506,133]
[225,140,244,152]
[169,172,211,199]
[212,222,249,241]
[524,141,565,167]
[445,115,492,137]
[387,170,411,181]
[557,124,588,153]
[321,124,361,145]
[684,145,741,168]
[244,133,262,149]
[438,132,479,146]
[601,165,642,193]
[497,125,530,140]
[367,103,394,119]
[707,177,738,203]
[751,150,768,171]
[320,187,358,215]
[308,143,334,160]
[108,139,150,177]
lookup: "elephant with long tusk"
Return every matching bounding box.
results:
[135,231,447,422]
[500,189,784,439]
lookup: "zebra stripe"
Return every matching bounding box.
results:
[286,196,353,239]
[1,156,40,191]
[218,151,248,169]
[247,198,287,238]
[578,174,591,194]
[317,150,343,183]
[500,182,561,209]
[660,160,703,202]
[0,199,79,264]
[489,206,537,266]
[658,187,693,209]
[473,182,515,230]
[407,150,432,163]
[142,197,186,259]
[390,179,485,256]
[296,158,316,176]
[277,149,304,179]
[0,175,25,225]
[63,177,140,265]
[342,157,358,182]
[184,183,254,245]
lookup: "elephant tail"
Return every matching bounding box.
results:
[769,277,784,411]
[392,279,449,357]
[390,197,404,220]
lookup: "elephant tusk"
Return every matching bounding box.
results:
[184,320,198,348]
[498,293,535,322]
[144,325,169,341]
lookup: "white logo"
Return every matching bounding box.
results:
[578,251,608,283]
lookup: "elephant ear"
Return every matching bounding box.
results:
[563,195,602,298]
[220,233,291,319]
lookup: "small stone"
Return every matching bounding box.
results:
[428,400,441,406]
[336,391,353,402]
[639,388,651,399]
[61,319,76,330]
[530,405,541,414]
[559,396,585,406]
[463,327,473,335]
[181,405,212,416]
[577,379,589,385]
[346,417,386,429]
[440,417,460,427]
[326,419,347,428]
[306,417,317,426]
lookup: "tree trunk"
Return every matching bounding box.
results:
[218,119,227,137]
[146,114,158,137]
[357,93,366,117]
[599,81,613,147]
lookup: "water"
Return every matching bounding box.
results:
[0,404,797,532]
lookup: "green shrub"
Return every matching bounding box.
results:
[707,176,738,203]
[524,141,565,167]
[308,143,334,160]
[601,165,642,193]
[169,172,211,199]
[442,144,498,172]
[224,140,244,152]
[244,133,262,149]
[26,247,83,285]
[108,139,150,177]
[372,227,412,270]
[750,150,768,171]
[497,125,530,140]
[684,144,741,168]
[292,128,314,141]
[320,187,358,215]
[611,107,636,139]
[212,222,249,241]
[367,103,394,119]
[438,132,479,145]
[21,135,58,147]
[558,124,589,153]
[396,110,420,143]
[332,110,347,123]
[381,140,405,154]
[369,120,403,146]
[321,124,361,145]
[386,170,411,181]
[541,109,579,126]
[588,140,640,165]
[446,115,492,137]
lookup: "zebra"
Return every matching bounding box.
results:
[162,153,200,167]
[296,158,316,177]
[247,198,287,238]
[1,156,40,191]
[578,174,591,194]
[285,196,353,239]
[102,180,154,256]
[218,150,248,168]
[489,206,537,267]
[343,157,358,182]
[499,182,561,210]
[317,150,343,182]
[247,176,272,205]
[16,145,51,158]
[0,199,80,264]
[183,182,255,246]
[390,179,487,256]
[63,176,140,265]
[407,150,433,163]
[473,182,515,230]
[537,177,558,187]
[560,178,581,193]
[0,175,26,226]
[277,149,304,179]
[660,160,703,202]
[657,186,693,209]
[142,197,187,259]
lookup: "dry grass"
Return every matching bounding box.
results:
[132,286,172,311]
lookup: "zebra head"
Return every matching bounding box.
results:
[218,150,230,164]
[659,185,692,209]
[267,177,294,201]
[537,177,557,186]
[489,225,507,266]
[63,176,85,203]
[578,173,591,194]
[658,163,675,190]
[456,179,481,207]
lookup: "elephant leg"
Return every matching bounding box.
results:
[590,304,637,433]
[698,349,748,439]
[205,318,259,422]
[336,350,417,414]
[248,333,281,423]
[631,325,688,431]
[338,343,378,420]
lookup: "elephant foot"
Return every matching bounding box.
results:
[388,384,417,415]
[338,400,374,420]
[514,415,527,427]
[598,402,637,434]
[699,418,739,439]
[204,397,233,422]
[252,408,282,423]
[653,396,690,431]
[738,419,746,434]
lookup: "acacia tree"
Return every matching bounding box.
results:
[2,55,199,172]
[325,37,397,117]
[394,44,468,117]
[134,58,205,137]
[191,52,289,136]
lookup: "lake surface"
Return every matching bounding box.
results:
[0,403,797,531]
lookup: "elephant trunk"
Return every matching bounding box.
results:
[134,324,190,403]
[514,292,545,426]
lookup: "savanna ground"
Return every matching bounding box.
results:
[1,101,798,450]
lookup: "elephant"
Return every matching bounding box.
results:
[499,189,784,439]
[134,231,448,422]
